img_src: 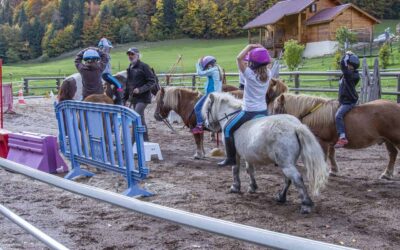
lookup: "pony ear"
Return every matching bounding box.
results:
[270,78,277,86]
[209,93,215,101]
[160,87,165,94]
[278,94,285,103]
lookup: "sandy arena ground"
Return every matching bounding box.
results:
[0,98,399,249]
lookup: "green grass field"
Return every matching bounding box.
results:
[3,20,399,98]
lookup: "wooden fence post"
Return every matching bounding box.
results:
[56,79,61,90]
[192,75,196,90]
[372,58,381,101]
[294,73,300,94]
[23,78,29,94]
[166,75,170,86]
[397,74,400,103]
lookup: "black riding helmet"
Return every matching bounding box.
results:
[347,54,360,69]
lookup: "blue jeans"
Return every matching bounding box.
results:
[224,110,268,138]
[194,94,208,125]
[335,103,355,137]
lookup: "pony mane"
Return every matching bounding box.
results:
[212,92,242,110]
[164,87,201,110]
[115,71,127,78]
[281,94,339,127]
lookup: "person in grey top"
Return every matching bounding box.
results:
[74,47,108,99]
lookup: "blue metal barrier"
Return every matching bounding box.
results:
[54,101,152,197]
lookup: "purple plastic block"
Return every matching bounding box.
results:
[7,132,68,174]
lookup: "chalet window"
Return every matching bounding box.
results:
[309,4,317,13]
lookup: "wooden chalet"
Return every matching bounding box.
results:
[244,0,380,57]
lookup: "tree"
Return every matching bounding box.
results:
[335,26,357,51]
[0,1,13,25]
[47,25,75,57]
[119,24,136,43]
[379,43,390,69]
[28,17,45,58]
[179,0,219,38]
[59,0,72,28]
[283,40,305,71]
[72,0,85,47]
[6,48,20,63]
[82,19,99,47]
[17,6,27,26]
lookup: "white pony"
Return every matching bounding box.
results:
[202,92,329,214]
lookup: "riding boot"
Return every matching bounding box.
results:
[218,137,236,166]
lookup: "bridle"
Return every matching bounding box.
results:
[206,97,240,131]
[154,91,176,133]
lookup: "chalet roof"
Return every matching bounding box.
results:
[305,4,349,25]
[305,3,380,25]
[244,0,379,29]
[243,0,315,29]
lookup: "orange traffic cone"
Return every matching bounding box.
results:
[18,88,27,105]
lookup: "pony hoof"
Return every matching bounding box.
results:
[193,155,204,160]
[300,205,312,214]
[329,171,338,177]
[274,194,286,204]
[230,185,241,193]
[380,173,393,180]
[247,184,258,193]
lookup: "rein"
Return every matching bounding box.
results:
[217,110,241,122]
[207,97,241,129]
[299,103,323,121]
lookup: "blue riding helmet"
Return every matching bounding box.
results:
[83,49,100,61]
[98,38,113,48]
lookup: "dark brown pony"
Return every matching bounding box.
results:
[270,80,400,179]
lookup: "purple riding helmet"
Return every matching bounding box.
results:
[201,56,216,70]
[245,48,271,69]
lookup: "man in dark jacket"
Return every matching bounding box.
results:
[124,47,156,141]
[334,51,360,148]
[75,47,109,99]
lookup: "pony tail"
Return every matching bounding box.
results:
[295,124,329,196]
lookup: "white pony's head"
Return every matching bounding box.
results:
[202,92,242,132]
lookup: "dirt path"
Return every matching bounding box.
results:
[1,99,399,249]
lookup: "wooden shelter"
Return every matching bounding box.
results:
[244,0,380,57]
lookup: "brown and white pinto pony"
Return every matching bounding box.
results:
[58,71,127,104]
[270,80,400,179]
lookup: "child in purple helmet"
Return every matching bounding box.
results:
[218,44,272,166]
[192,55,223,134]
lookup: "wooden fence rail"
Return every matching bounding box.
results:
[22,71,400,102]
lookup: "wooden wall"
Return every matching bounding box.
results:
[307,23,331,42]
[329,7,374,41]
